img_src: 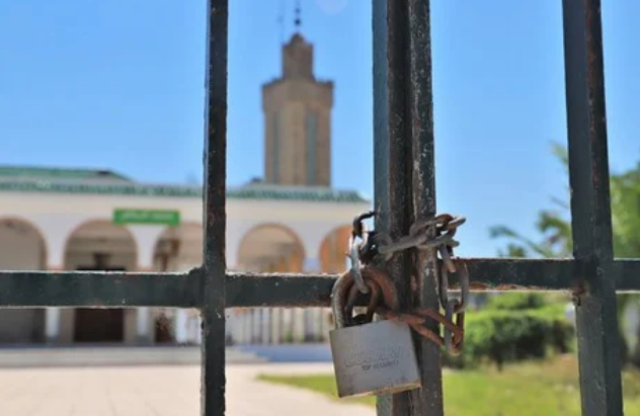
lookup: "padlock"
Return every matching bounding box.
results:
[329,267,421,398]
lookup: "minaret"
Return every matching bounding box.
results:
[262,2,334,187]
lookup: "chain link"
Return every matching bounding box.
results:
[347,237,369,294]
[354,214,464,264]
[347,211,469,356]
[347,211,376,294]
[436,238,469,350]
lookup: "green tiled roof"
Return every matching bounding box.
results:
[229,184,368,203]
[0,166,131,183]
[0,166,369,203]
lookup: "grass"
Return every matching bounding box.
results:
[257,355,640,416]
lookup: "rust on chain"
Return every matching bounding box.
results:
[373,214,465,258]
[409,214,453,236]
[376,307,464,355]
[338,212,470,356]
[438,245,456,274]
[334,265,465,356]
[439,261,470,314]
[331,267,399,329]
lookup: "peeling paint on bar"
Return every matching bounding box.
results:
[201,0,229,415]
[0,270,202,308]
[226,271,336,307]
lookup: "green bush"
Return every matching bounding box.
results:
[443,297,574,370]
[485,293,546,311]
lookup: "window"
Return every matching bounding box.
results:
[305,111,318,185]
[272,111,280,183]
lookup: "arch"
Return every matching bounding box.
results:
[319,224,352,274]
[63,220,138,344]
[153,222,204,272]
[236,223,306,272]
[0,217,48,344]
[152,222,204,343]
[0,216,48,269]
[63,220,138,271]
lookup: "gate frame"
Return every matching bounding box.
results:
[0,1,632,415]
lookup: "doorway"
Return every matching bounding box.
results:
[154,312,174,343]
[73,265,126,343]
[74,308,124,343]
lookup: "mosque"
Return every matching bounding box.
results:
[0,28,370,346]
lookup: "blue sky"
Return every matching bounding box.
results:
[0,0,638,257]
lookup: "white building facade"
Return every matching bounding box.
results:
[0,166,370,346]
[0,28,357,347]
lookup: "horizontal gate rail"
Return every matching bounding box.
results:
[1,258,639,308]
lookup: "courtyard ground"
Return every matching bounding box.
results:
[0,363,372,416]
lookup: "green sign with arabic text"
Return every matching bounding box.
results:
[113,209,181,226]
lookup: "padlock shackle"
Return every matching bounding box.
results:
[331,273,351,329]
[331,267,400,329]
[345,280,380,324]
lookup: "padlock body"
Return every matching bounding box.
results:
[330,319,421,398]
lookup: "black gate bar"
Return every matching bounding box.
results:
[202,1,228,415]
[374,0,427,412]
[0,258,639,308]
[408,0,443,414]
[372,0,444,414]
[562,0,624,415]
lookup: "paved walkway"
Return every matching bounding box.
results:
[0,363,374,416]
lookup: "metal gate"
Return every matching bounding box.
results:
[0,1,635,415]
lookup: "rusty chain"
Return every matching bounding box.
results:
[434,227,469,353]
[336,265,466,357]
[344,212,469,356]
[347,211,376,294]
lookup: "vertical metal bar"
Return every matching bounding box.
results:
[373,2,410,415]
[202,1,228,415]
[407,0,443,415]
[562,1,624,415]
[373,0,443,415]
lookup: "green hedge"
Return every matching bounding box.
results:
[484,293,547,311]
[443,301,574,370]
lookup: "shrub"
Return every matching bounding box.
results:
[485,293,546,311]
[443,297,574,370]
